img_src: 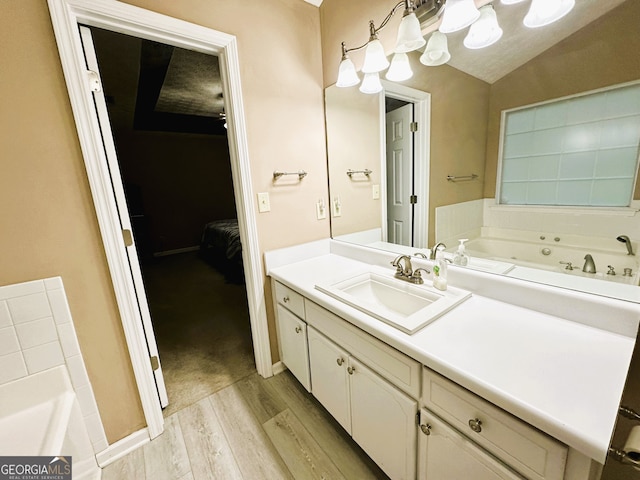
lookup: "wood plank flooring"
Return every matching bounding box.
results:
[102,371,389,480]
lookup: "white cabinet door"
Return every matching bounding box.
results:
[276,305,311,391]
[418,409,524,480]
[308,327,351,432]
[350,357,417,480]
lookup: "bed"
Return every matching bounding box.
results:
[200,219,243,282]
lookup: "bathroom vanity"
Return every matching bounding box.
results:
[265,239,640,480]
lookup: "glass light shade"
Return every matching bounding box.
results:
[419,31,451,66]
[464,5,503,49]
[336,57,360,87]
[359,72,383,94]
[439,0,481,34]
[386,53,413,82]
[361,38,390,73]
[524,0,575,28]
[501,0,526,4]
[395,12,426,53]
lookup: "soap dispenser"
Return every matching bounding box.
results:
[433,246,448,291]
[453,239,469,266]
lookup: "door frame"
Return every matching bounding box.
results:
[381,81,431,248]
[48,0,272,439]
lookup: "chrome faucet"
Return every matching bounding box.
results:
[430,242,447,260]
[617,235,635,255]
[582,254,596,273]
[391,255,429,284]
[391,255,413,277]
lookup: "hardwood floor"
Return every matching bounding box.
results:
[102,371,390,480]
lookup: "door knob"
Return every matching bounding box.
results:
[468,418,483,433]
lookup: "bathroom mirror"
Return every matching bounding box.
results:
[325,0,640,302]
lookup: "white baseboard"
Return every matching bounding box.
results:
[272,361,287,375]
[95,428,150,468]
[153,246,200,257]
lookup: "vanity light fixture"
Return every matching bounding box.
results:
[523,0,575,28]
[463,4,502,49]
[337,0,575,94]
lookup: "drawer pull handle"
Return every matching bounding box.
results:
[347,366,355,375]
[283,296,290,303]
[468,418,483,433]
[295,326,302,333]
[420,423,432,436]
[336,358,344,366]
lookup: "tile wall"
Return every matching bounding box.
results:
[0,277,108,454]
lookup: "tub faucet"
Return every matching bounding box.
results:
[582,254,596,274]
[617,235,635,255]
[430,242,447,260]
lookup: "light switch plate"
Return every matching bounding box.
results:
[372,184,380,200]
[257,192,271,212]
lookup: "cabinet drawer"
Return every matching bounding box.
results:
[306,300,421,398]
[274,281,305,319]
[422,369,567,480]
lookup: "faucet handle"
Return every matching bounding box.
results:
[559,261,574,271]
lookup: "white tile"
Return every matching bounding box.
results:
[56,322,81,358]
[23,341,65,374]
[75,383,99,417]
[15,316,58,349]
[0,352,27,385]
[44,277,64,290]
[46,289,72,325]
[0,326,20,355]
[0,280,44,301]
[84,412,108,452]
[66,354,90,389]
[7,292,51,324]
[0,302,11,328]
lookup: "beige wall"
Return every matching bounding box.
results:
[484,0,640,199]
[1,0,328,443]
[319,0,489,245]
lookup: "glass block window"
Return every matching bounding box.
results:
[498,82,640,206]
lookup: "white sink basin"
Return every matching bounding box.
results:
[316,272,471,334]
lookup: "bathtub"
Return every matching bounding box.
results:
[450,233,640,286]
[0,366,101,479]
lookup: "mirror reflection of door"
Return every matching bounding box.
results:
[386,100,414,247]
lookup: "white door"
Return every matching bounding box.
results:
[386,104,414,247]
[308,327,351,432]
[276,306,311,391]
[418,409,524,480]
[350,357,417,480]
[79,26,169,407]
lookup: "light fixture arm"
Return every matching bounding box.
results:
[341,0,414,56]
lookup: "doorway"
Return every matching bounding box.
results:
[88,27,256,417]
[48,0,271,439]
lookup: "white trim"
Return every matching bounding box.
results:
[95,428,150,467]
[47,0,272,441]
[381,81,431,248]
[272,361,287,375]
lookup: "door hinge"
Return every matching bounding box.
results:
[416,410,421,426]
[122,229,134,247]
[410,195,418,204]
[410,122,418,132]
[87,70,102,92]
[150,356,159,371]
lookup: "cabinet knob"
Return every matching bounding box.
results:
[347,366,355,375]
[468,418,483,433]
[283,296,290,303]
[420,423,432,436]
[295,326,302,333]
[336,358,344,366]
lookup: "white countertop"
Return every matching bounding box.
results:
[267,250,639,465]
